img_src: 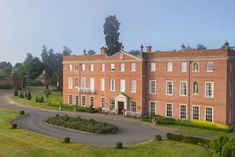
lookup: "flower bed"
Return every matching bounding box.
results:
[47,115,118,134]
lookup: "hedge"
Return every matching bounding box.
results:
[47,115,118,134]
[0,84,13,89]
[166,133,210,146]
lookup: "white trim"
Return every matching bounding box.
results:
[166,62,173,72]
[81,95,86,107]
[165,103,173,117]
[149,80,156,94]
[206,62,214,72]
[192,105,200,120]
[179,104,187,119]
[179,81,187,96]
[110,79,115,91]
[68,94,73,105]
[205,81,214,98]
[89,96,95,106]
[192,81,199,96]
[75,95,79,105]
[205,106,214,122]
[180,62,187,72]
[101,96,105,108]
[192,62,200,72]
[150,62,156,72]
[166,80,173,96]
[149,101,156,115]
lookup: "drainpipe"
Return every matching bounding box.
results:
[187,60,192,119]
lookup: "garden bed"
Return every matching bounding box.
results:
[47,115,118,134]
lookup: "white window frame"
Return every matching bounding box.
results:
[101,97,105,108]
[180,62,187,72]
[192,62,200,72]
[120,79,125,92]
[180,81,187,96]
[206,62,214,72]
[101,64,105,72]
[165,103,173,117]
[130,101,137,112]
[130,80,136,93]
[110,63,115,71]
[110,99,115,110]
[149,101,156,115]
[90,64,94,72]
[68,77,73,89]
[82,64,86,71]
[166,80,173,96]
[75,95,79,105]
[75,65,79,71]
[192,105,200,120]
[81,77,86,88]
[110,79,115,91]
[131,63,136,72]
[205,82,214,98]
[90,96,94,107]
[149,80,156,94]
[68,94,73,105]
[167,62,173,72]
[179,104,187,119]
[69,64,73,72]
[193,81,199,96]
[120,63,125,72]
[81,95,86,106]
[205,106,213,122]
[75,78,78,87]
[150,63,156,72]
[100,78,105,91]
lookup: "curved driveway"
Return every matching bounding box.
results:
[0,91,175,146]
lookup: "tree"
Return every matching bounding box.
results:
[103,15,122,56]
[196,44,207,50]
[87,50,96,55]
[62,46,72,56]
[0,61,13,78]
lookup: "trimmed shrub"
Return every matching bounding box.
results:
[19,92,24,98]
[166,133,210,146]
[29,80,43,86]
[0,84,12,89]
[35,96,39,102]
[20,110,25,115]
[115,142,123,149]
[155,134,162,141]
[63,137,70,144]
[14,90,19,96]
[11,123,17,129]
[27,92,32,100]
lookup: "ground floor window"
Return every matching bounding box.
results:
[75,95,79,105]
[101,97,105,108]
[149,101,156,115]
[192,105,199,120]
[166,103,173,117]
[81,96,86,106]
[68,95,72,104]
[130,101,136,112]
[179,104,187,119]
[110,99,115,110]
[205,107,213,122]
[90,96,94,107]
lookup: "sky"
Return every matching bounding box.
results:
[0,0,235,65]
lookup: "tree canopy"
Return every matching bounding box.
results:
[103,15,122,56]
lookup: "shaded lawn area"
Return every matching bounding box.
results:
[0,108,210,157]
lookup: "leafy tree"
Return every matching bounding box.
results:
[87,50,96,55]
[196,44,207,50]
[0,61,13,78]
[103,15,122,56]
[62,46,72,56]
[14,63,23,69]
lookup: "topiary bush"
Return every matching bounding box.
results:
[115,142,123,149]
[11,123,17,129]
[20,110,25,115]
[27,92,32,100]
[155,134,162,141]
[63,137,70,144]
[14,90,19,96]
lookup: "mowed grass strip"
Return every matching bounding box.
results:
[0,108,210,157]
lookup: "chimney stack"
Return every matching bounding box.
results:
[100,47,107,54]
[146,44,152,53]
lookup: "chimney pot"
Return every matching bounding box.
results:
[146,44,152,53]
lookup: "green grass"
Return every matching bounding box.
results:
[0,108,210,157]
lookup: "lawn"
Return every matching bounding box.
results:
[0,108,210,157]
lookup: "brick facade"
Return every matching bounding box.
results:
[63,47,235,125]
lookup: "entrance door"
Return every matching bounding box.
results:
[118,101,124,114]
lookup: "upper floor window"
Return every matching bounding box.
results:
[110,64,115,71]
[193,82,199,95]
[130,101,136,112]
[90,64,94,72]
[206,62,214,72]
[75,65,79,71]
[205,82,214,98]
[120,79,125,92]
[180,81,187,96]
[69,64,73,72]
[82,64,86,71]
[110,79,115,91]
[100,78,105,91]
[149,80,156,94]
[167,62,173,72]
[75,78,78,87]
[120,63,125,72]
[166,80,173,95]
[81,77,86,88]
[181,62,187,72]
[101,64,105,72]
[151,63,156,72]
[131,63,136,72]
[193,63,199,72]
[130,80,136,93]
[68,77,73,89]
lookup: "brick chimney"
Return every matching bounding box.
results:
[100,47,107,54]
[146,44,152,53]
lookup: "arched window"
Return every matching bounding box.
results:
[75,78,78,87]
[193,63,199,72]
[75,65,79,71]
[193,82,199,95]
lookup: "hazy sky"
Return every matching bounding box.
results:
[0,0,235,65]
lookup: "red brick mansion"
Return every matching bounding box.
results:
[63,43,235,125]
